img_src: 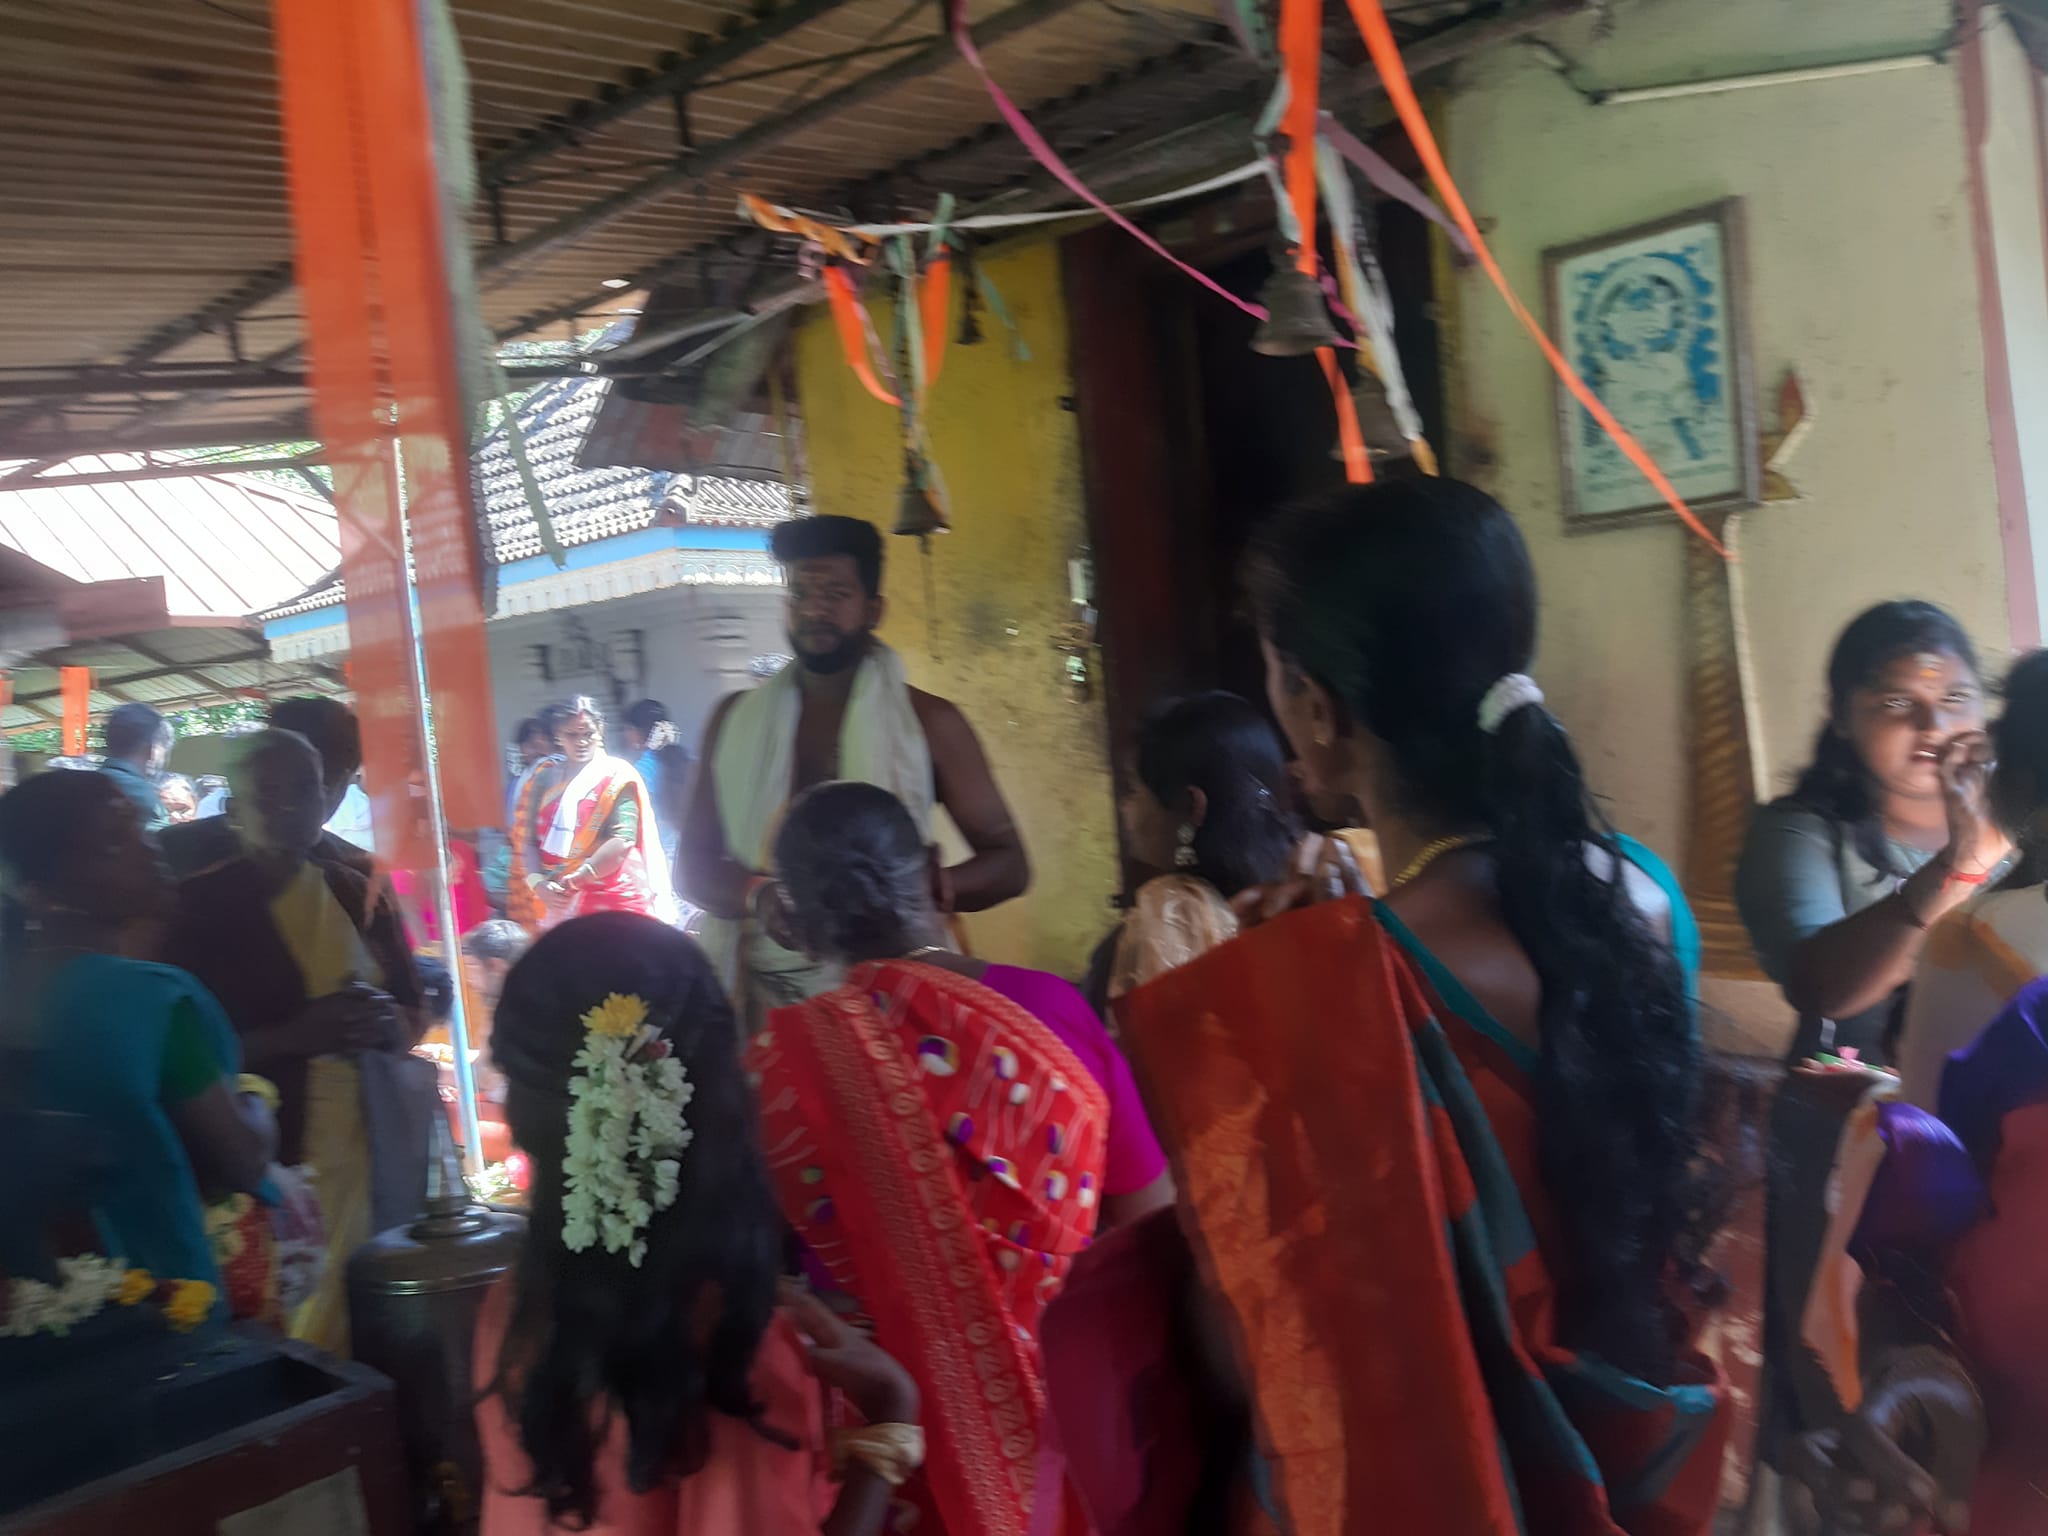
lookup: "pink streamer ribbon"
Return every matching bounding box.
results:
[1317,113,1473,259]
[949,0,1269,323]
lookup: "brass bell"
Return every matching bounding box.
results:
[1251,252,1340,357]
[893,456,948,537]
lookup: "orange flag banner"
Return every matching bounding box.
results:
[1340,0,1724,554]
[271,0,430,876]
[272,0,504,865]
[59,668,90,757]
[349,0,501,835]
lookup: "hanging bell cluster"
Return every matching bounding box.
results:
[894,451,947,538]
[1250,244,1340,357]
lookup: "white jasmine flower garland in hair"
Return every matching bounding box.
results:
[562,993,694,1268]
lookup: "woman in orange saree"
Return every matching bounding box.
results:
[749,782,1125,1536]
[1045,481,1731,1536]
[508,697,676,932]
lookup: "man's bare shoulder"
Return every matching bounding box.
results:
[906,685,963,730]
[909,687,986,751]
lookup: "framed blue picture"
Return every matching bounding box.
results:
[1544,199,1760,531]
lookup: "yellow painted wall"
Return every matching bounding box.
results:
[793,238,1118,976]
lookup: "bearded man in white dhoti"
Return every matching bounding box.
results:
[682,515,1029,1025]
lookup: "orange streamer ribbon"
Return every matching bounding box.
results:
[1279,0,1366,481]
[59,667,90,757]
[920,251,953,390]
[1322,348,1372,483]
[740,193,871,264]
[824,265,901,407]
[1340,0,1725,555]
[1279,0,1322,276]
[822,260,953,408]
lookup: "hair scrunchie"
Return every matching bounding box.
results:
[1477,673,1545,735]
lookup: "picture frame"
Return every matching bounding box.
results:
[1544,198,1760,532]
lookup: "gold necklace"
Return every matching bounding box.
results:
[1389,833,1487,891]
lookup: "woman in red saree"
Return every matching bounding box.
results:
[750,781,1163,1536]
[1044,482,1730,1536]
[509,697,676,932]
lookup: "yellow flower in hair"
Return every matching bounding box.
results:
[583,993,650,1040]
[164,1280,217,1333]
[116,1269,156,1307]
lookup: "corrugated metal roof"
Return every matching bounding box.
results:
[0,0,1212,450]
[2,621,346,735]
[0,457,339,619]
[0,0,1513,457]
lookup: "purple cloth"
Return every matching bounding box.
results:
[981,963,1169,1197]
[1854,1103,1986,1251]
[1941,974,2048,1175]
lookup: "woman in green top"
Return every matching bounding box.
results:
[0,769,273,1291]
[1733,600,2008,1524]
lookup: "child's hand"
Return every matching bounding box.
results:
[781,1282,919,1426]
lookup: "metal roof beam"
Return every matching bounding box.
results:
[476,0,1089,285]
[0,360,589,402]
[476,0,865,187]
[0,418,314,467]
[12,651,269,703]
[0,0,860,437]
[0,263,294,441]
[506,0,1585,350]
[0,456,326,491]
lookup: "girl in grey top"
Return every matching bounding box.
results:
[1737,601,2007,1064]
[1733,599,2008,1524]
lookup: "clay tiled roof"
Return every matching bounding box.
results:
[480,374,794,562]
[264,374,794,618]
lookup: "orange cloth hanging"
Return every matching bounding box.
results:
[739,193,871,264]
[822,262,951,407]
[271,0,433,874]
[1321,348,1372,483]
[59,667,90,757]
[824,266,902,407]
[350,0,504,836]
[1277,0,1365,482]
[1278,0,1322,276]
[919,250,953,390]
[1340,0,1725,555]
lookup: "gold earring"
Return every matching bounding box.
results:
[1313,729,1332,750]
